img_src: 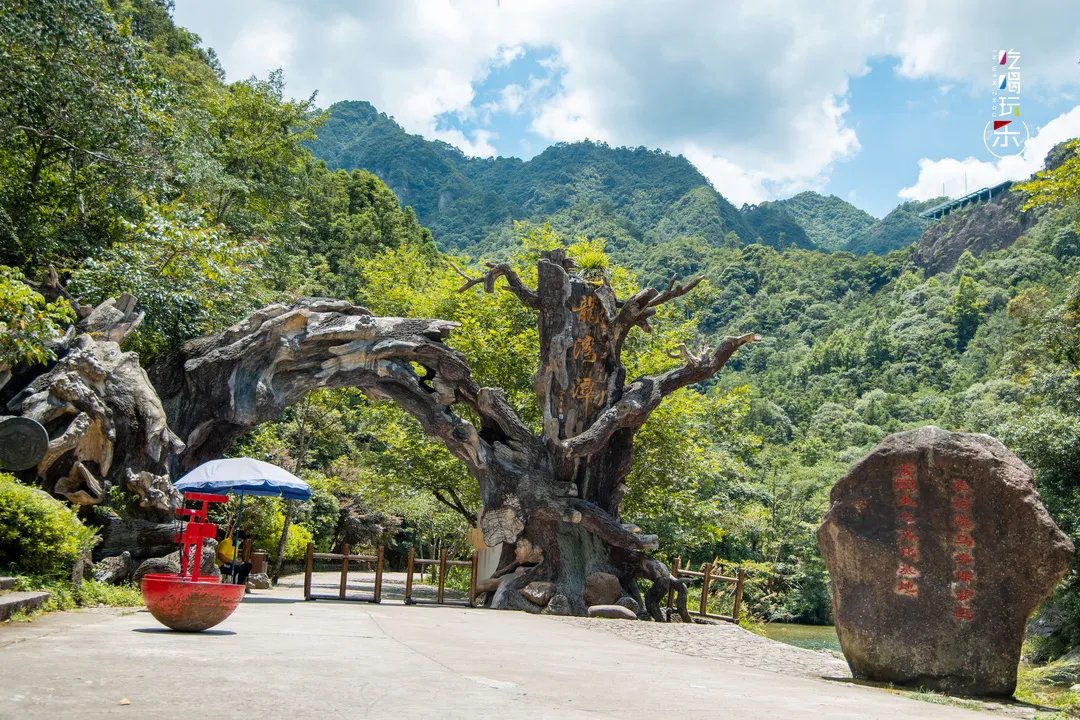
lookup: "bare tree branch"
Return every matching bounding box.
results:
[14,125,130,167]
[558,332,759,458]
[613,274,705,352]
[648,274,704,309]
[450,260,541,309]
[563,498,659,550]
[433,487,476,526]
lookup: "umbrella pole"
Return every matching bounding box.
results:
[232,493,245,584]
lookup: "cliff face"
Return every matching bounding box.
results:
[912,191,1035,274]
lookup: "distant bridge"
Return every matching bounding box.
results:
[918,180,1015,220]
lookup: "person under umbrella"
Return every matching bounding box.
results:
[216,527,252,589]
[174,458,313,585]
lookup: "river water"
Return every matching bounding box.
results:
[760,623,841,653]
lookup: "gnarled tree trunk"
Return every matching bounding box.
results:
[4,258,750,612]
[146,252,754,617]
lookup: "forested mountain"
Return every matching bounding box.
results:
[309,101,947,259]
[311,100,756,253]
[2,0,1079,666]
[845,198,940,255]
[768,191,877,251]
[740,201,815,249]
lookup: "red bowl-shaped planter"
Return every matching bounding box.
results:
[141,574,245,632]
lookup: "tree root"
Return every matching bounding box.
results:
[641,556,691,622]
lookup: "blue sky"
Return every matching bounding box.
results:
[828,58,1079,214]
[173,1,1080,218]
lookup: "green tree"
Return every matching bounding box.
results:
[0,0,168,268]
[1017,139,1080,219]
[948,275,987,351]
[0,266,74,366]
[67,200,267,356]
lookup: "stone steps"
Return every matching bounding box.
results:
[0,590,52,621]
[0,578,52,621]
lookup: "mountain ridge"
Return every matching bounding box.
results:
[308,100,937,258]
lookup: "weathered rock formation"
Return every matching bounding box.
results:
[1,294,183,511]
[912,190,1034,275]
[818,426,1074,696]
[587,604,637,620]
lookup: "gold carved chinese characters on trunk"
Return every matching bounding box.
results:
[569,294,606,418]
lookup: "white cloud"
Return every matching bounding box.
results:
[891,1,1080,96]
[898,106,1080,201]
[681,151,771,206]
[480,83,528,116]
[172,0,1080,196]
[433,128,498,158]
[494,45,525,67]
[497,84,524,114]
[229,16,296,76]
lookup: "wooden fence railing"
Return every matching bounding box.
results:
[666,556,745,623]
[404,547,478,607]
[303,543,384,603]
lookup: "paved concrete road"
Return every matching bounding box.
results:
[0,580,996,719]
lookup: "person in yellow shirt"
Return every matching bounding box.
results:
[216,528,252,588]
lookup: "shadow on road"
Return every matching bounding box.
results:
[240,596,306,604]
[131,627,237,636]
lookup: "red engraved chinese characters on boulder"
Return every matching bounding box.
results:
[892,463,920,598]
[817,426,1073,696]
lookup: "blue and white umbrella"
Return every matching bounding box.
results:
[174,458,312,582]
[174,458,312,501]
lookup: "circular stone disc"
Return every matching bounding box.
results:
[0,416,49,471]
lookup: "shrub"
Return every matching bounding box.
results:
[278,521,314,563]
[249,505,314,564]
[0,474,98,578]
[12,576,142,614]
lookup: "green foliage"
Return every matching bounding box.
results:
[740,202,815,250]
[1015,658,1080,717]
[0,1,433,357]
[260,511,313,564]
[567,237,610,281]
[1018,139,1080,217]
[68,201,267,355]
[947,274,987,351]
[0,265,75,365]
[0,474,98,578]
[624,385,759,556]
[11,576,143,616]
[0,0,169,268]
[301,488,342,552]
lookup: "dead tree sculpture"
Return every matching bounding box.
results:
[148,250,755,618]
[2,292,183,513]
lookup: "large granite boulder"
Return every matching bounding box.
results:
[584,572,622,606]
[818,427,1073,696]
